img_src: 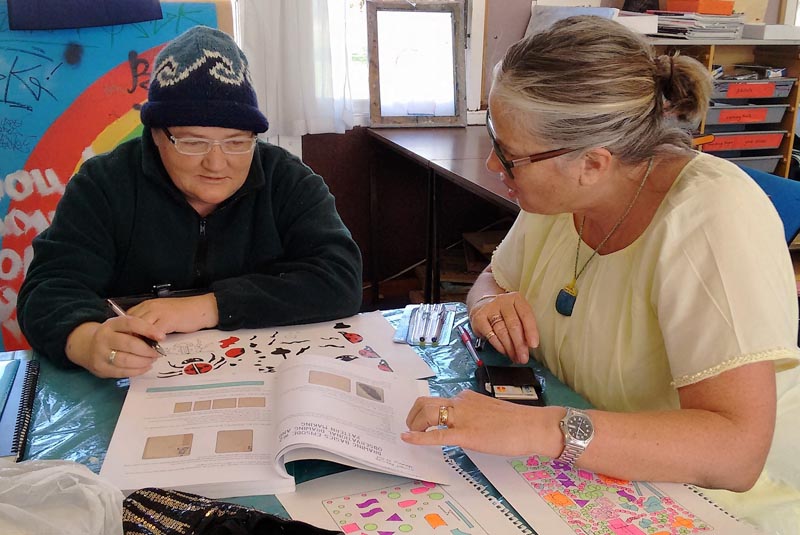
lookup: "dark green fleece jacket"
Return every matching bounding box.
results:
[18,128,362,367]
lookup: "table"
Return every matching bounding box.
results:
[23,304,589,526]
[367,127,519,303]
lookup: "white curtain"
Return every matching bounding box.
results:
[239,0,354,137]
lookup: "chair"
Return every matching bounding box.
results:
[738,165,800,345]
[738,165,800,245]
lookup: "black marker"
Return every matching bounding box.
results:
[107,298,166,356]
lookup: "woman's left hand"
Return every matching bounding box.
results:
[402,390,561,457]
[126,294,219,334]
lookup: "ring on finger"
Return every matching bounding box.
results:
[108,349,118,365]
[489,314,504,327]
[486,331,497,340]
[438,405,450,427]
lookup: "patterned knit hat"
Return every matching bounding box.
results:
[140,26,268,133]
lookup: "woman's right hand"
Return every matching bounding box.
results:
[66,317,165,378]
[469,292,539,363]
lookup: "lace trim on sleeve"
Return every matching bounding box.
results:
[672,347,800,388]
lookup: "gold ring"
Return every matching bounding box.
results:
[108,349,117,365]
[489,314,504,327]
[438,405,450,427]
[486,331,497,340]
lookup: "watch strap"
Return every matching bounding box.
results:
[556,441,584,466]
[556,408,592,466]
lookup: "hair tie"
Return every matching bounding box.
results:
[668,55,675,87]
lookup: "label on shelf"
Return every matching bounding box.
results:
[717,108,769,123]
[703,132,784,151]
[725,82,777,98]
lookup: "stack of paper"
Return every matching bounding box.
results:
[742,23,800,40]
[648,10,745,39]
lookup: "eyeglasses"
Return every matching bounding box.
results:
[486,109,577,179]
[163,127,257,155]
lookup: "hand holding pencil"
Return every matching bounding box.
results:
[107,299,167,356]
[62,300,167,379]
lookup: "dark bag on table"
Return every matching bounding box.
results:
[123,487,339,535]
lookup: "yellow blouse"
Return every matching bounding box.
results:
[491,152,800,533]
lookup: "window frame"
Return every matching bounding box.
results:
[366,0,467,128]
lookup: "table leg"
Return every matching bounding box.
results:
[424,167,441,303]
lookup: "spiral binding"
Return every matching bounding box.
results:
[11,360,39,462]
[684,483,742,521]
[443,452,534,535]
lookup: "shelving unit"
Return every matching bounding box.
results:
[651,38,800,178]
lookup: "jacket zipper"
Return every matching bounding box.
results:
[194,218,208,287]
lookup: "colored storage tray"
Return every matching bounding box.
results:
[728,155,782,173]
[665,0,734,15]
[701,131,785,152]
[706,104,788,125]
[712,78,795,99]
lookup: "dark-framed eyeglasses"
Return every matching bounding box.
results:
[163,127,257,155]
[486,109,578,179]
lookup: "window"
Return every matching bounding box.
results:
[366,0,467,127]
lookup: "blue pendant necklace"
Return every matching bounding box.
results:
[556,157,655,317]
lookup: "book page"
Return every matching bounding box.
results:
[146,311,434,380]
[273,355,453,484]
[100,371,295,498]
[467,450,764,535]
[277,469,533,534]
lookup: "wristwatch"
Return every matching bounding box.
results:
[557,408,594,466]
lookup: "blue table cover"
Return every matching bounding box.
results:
[24,304,590,523]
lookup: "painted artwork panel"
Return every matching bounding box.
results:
[0,3,221,351]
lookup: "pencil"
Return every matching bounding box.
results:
[106,298,166,356]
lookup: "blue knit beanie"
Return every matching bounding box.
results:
[140,26,268,133]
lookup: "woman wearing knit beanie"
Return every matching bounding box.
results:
[17,26,363,378]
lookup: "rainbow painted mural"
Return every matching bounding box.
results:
[0,3,221,351]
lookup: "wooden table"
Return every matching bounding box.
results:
[367,126,519,302]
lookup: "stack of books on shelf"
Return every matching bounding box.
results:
[647,10,745,39]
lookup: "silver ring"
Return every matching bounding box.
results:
[108,349,117,365]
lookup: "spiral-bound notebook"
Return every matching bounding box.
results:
[467,450,764,535]
[277,457,533,534]
[0,357,39,462]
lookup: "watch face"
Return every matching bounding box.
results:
[566,415,593,441]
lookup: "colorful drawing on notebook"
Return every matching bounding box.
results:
[320,479,494,534]
[508,455,713,534]
[156,322,392,378]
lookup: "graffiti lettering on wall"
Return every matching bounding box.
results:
[0,3,221,351]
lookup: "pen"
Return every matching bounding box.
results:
[457,324,483,367]
[419,304,433,344]
[430,305,446,344]
[106,298,167,356]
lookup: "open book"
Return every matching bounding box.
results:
[100,353,452,498]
